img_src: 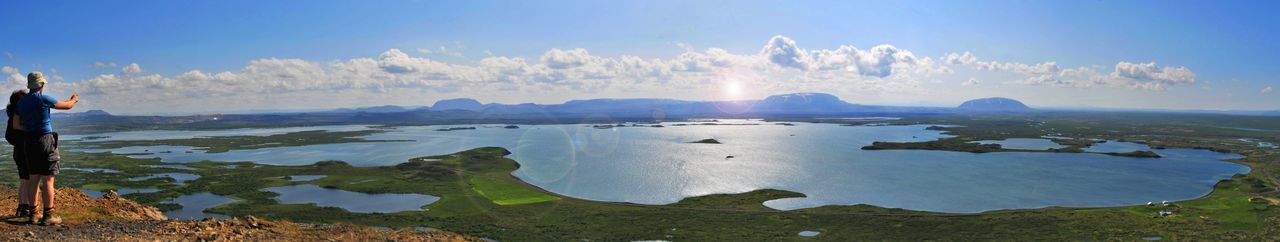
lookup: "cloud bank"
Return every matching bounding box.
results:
[1,35,1200,114]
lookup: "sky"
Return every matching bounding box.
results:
[1,0,1278,114]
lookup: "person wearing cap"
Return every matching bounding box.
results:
[16,72,78,225]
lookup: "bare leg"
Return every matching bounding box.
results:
[39,175,55,210]
[24,178,39,206]
[17,178,30,205]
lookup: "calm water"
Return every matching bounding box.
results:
[973,138,1066,150]
[163,192,235,220]
[1084,140,1153,153]
[129,173,201,184]
[287,175,327,181]
[143,164,197,170]
[289,175,330,180]
[264,184,440,213]
[73,121,1250,213]
[63,125,373,141]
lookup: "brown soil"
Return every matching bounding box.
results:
[0,185,476,241]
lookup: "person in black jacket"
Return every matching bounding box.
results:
[6,89,31,220]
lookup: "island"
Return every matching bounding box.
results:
[688,138,723,144]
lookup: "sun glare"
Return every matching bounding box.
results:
[724,81,743,99]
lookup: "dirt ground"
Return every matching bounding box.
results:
[0,186,476,241]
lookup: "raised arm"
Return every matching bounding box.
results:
[53,94,79,110]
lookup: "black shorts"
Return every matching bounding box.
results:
[11,141,27,179]
[23,132,59,176]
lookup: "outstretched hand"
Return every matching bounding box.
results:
[54,93,80,110]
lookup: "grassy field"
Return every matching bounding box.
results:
[1,113,1278,240]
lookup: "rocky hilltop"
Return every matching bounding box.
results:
[0,186,474,241]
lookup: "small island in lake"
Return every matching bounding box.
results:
[689,138,722,144]
[435,127,477,131]
[1105,150,1163,158]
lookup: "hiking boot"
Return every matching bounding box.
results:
[21,206,36,224]
[38,208,60,226]
[9,204,30,219]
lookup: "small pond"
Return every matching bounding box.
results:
[285,175,326,181]
[972,138,1066,150]
[129,173,201,184]
[163,192,236,220]
[263,184,440,213]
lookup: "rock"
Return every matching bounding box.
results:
[241,216,261,228]
[104,190,121,200]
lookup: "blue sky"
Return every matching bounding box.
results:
[1,0,1277,114]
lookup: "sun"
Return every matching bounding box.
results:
[724,81,743,98]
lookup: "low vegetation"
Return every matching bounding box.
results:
[72,130,400,153]
[1,113,1278,240]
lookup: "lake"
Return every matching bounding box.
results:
[71,121,1250,213]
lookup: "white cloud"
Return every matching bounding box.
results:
[2,66,23,86]
[761,35,809,69]
[3,52,14,60]
[67,36,932,113]
[943,52,1059,75]
[760,35,931,78]
[91,61,118,68]
[1111,61,1195,90]
[944,52,1196,91]
[1263,86,1274,94]
[540,48,598,69]
[122,63,143,74]
[60,35,1209,114]
[438,46,463,57]
[50,68,64,81]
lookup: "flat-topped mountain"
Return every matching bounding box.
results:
[958,97,1032,112]
[432,98,485,111]
[754,93,857,113]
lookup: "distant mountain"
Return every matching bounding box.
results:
[333,105,412,113]
[754,93,857,113]
[432,98,484,111]
[957,97,1032,112]
[48,92,957,134]
[52,109,112,118]
[481,103,546,114]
